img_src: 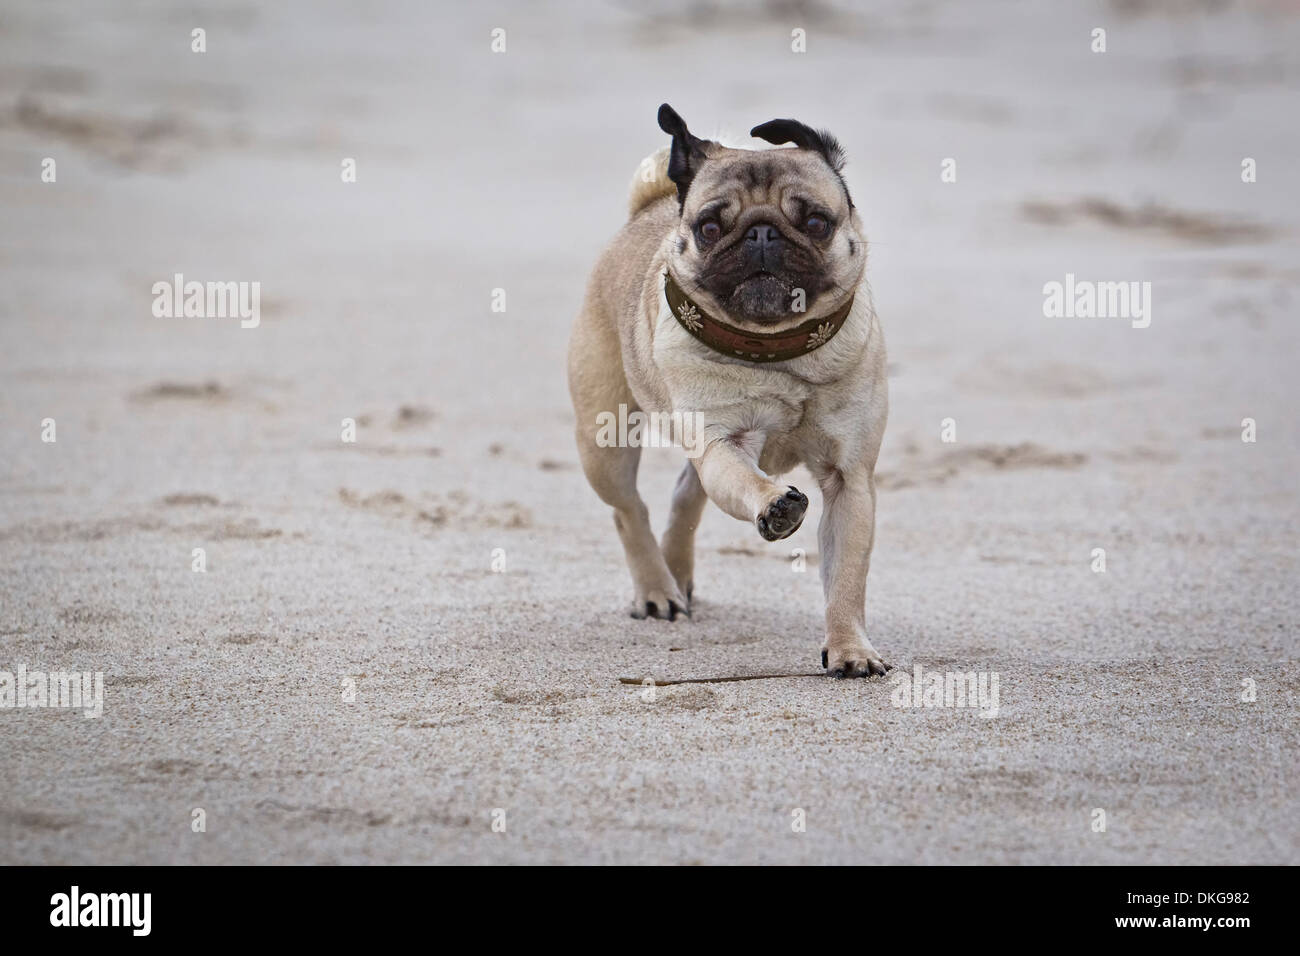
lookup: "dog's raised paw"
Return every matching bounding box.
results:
[756,486,808,541]
[822,646,891,678]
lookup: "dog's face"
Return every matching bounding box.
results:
[658,104,866,326]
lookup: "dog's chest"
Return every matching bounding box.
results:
[646,299,873,469]
[669,356,813,430]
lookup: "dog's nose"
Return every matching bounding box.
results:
[744,223,781,249]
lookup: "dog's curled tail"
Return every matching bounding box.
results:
[627,146,674,218]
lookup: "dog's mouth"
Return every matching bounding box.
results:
[727,271,797,322]
[696,239,831,324]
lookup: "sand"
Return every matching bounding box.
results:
[0,0,1296,864]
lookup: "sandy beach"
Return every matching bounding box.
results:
[1,0,1297,864]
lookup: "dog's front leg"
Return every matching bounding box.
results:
[692,430,808,541]
[817,468,890,677]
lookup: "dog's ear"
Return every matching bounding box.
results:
[657,103,710,208]
[750,118,846,174]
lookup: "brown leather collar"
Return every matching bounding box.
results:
[664,272,853,363]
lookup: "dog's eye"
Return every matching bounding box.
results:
[698,220,722,242]
[804,215,830,239]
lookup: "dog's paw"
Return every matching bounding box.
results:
[755,486,808,541]
[822,644,891,679]
[629,585,690,622]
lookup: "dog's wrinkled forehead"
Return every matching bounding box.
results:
[656,103,853,217]
[684,148,849,218]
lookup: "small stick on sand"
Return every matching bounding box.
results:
[618,672,824,686]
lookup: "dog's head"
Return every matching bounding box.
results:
[657,103,865,327]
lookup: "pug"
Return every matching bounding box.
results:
[567,104,890,677]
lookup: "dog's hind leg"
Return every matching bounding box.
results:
[572,416,689,621]
[568,310,688,621]
[661,461,707,609]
